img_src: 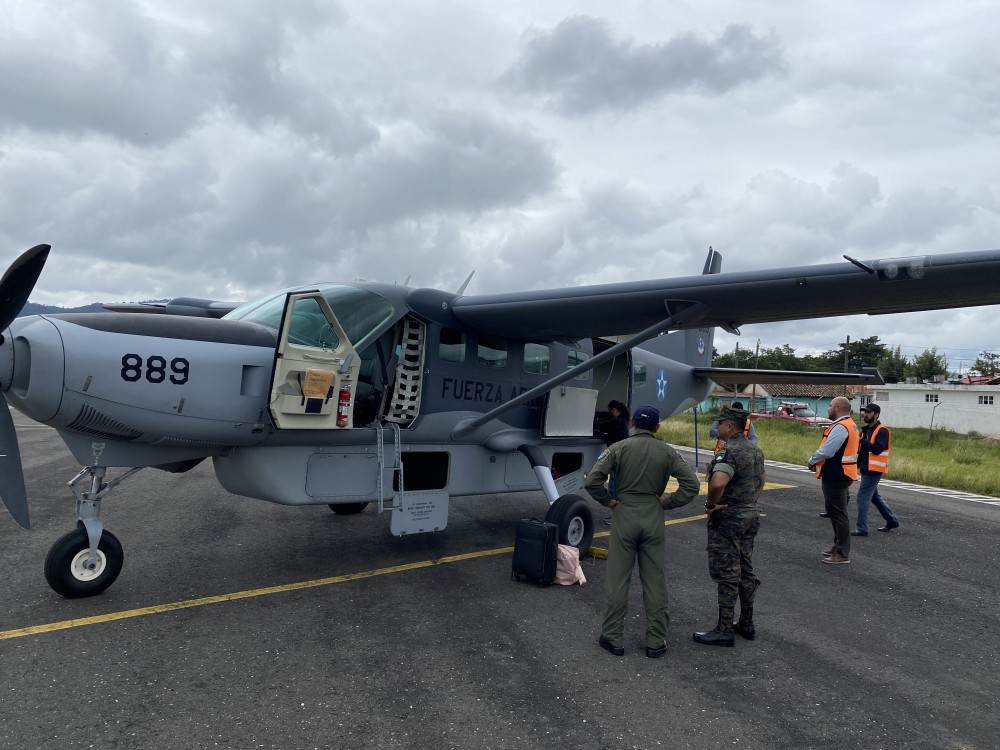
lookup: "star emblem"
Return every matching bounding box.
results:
[656,369,667,401]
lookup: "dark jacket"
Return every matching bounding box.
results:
[594,415,629,446]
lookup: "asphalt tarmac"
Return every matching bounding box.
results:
[2,417,999,750]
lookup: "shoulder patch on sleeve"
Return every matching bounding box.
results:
[598,448,611,461]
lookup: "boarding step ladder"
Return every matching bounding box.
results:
[376,421,404,512]
[385,317,425,426]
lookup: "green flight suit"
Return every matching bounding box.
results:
[585,430,701,649]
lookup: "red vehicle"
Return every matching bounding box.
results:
[751,402,833,428]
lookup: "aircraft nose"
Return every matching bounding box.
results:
[0,316,65,423]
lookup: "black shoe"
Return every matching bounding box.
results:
[598,635,624,656]
[646,643,667,659]
[692,627,735,647]
[819,512,829,518]
[878,521,899,532]
[733,621,756,640]
[851,530,868,536]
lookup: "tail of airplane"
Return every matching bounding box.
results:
[638,246,720,368]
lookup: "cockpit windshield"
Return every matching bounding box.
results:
[224,285,396,350]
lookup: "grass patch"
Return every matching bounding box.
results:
[656,412,1000,496]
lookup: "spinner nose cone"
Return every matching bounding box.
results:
[0,324,14,393]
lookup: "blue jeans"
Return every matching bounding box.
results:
[856,472,899,533]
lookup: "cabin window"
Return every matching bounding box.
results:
[439,328,466,363]
[524,343,550,375]
[568,350,591,380]
[633,362,647,388]
[478,335,508,369]
[925,393,939,403]
[979,395,994,405]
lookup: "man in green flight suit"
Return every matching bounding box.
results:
[585,405,700,658]
[694,404,765,647]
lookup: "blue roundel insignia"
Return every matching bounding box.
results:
[697,336,705,356]
[656,369,668,401]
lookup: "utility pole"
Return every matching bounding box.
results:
[734,342,740,396]
[753,339,761,412]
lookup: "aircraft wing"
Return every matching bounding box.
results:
[449,250,1000,340]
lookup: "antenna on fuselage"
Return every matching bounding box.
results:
[455,270,475,295]
[702,246,722,275]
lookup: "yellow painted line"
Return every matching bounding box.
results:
[0,486,794,642]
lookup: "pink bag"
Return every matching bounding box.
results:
[554,544,587,586]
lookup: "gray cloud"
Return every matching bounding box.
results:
[500,17,787,115]
[0,0,374,151]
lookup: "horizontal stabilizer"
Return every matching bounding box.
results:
[695,367,883,386]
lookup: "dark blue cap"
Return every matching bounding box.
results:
[632,405,660,431]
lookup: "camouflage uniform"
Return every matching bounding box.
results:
[585,430,700,651]
[705,431,764,632]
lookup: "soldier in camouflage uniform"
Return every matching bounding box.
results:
[693,405,765,647]
[585,405,701,658]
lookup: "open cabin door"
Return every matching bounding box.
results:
[542,385,599,437]
[269,291,362,430]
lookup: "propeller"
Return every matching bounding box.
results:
[0,244,50,528]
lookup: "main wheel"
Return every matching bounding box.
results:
[328,502,369,515]
[545,494,594,560]
[44,524,124,598]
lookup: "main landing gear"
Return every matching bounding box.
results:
[44,464,143,598]
[546,494,595,561]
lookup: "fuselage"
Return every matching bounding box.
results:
[0,282,714,506]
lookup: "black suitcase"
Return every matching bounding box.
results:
[511,518,559,586]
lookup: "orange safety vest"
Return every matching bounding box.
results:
[866,423,891,473]
[714,420,751,455]
[814,416,859,480]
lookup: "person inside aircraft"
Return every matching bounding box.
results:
[594,400,630,446]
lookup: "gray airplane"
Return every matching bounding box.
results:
[2,244,998,597]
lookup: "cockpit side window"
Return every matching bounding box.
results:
[225,285,395,351]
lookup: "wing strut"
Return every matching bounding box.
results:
[451,302,708,439]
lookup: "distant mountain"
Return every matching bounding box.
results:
[19,302,107,316]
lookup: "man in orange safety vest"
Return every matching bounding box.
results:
[853,403,900,535]
[808,396,858,565]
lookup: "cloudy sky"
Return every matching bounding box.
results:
[2,1,998,370]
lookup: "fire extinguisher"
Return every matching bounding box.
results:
[336,387,350,428]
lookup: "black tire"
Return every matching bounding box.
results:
[328,502,369,515]
[44,524,124,598]
[545,494,594,560]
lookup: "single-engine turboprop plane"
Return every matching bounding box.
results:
[2,243,1000,597]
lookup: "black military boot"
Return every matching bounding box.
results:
[734,586,758,640]
[693,607,735,647]
[733,613,756,640]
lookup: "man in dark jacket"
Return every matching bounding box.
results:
[854,403,900,535]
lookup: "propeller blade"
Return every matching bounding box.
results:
[0,244,50,331]
[0,397,29,528]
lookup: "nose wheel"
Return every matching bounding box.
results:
[44,524,124,598]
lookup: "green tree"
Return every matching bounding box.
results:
[816,336,890,372]
[877,345,909,381]
[907,348,948,382]
[971,351,1000,376]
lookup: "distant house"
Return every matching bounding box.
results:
[868,382,1000,437]
[699,383,868,416]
